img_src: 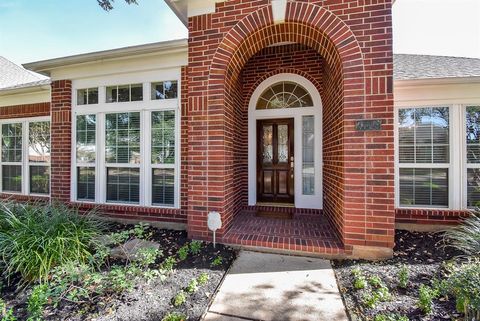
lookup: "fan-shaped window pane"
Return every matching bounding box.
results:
[256,81,313,109]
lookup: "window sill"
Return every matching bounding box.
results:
[71,200,179,211]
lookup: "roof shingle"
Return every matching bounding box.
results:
[394,54,480,80]
[0,56,50,91]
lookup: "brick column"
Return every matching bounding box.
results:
[50,80,72,202]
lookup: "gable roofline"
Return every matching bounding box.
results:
[23,39,188,75]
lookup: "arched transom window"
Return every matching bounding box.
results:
[256,81,313,109]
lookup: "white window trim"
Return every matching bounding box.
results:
[394,103,480,210]
[71,74,181,209]
[248,73,323,209]
[0,116,51,196]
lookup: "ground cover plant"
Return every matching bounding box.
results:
[0,202,236,321]
[333,214,480,321]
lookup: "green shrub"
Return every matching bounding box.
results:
[177,245,189,261]
[0,298,16,321]
[135,248,162,269]
[363,286,391,309]
[162,312,187,321]
[0,202,105,283]
[211,256,223,267]
[185,278,198,294]
[445,261,480,320]
[418,284,438,314]
[197,273,209,286]
[161,256,176,272]
[354,275,367,290]
[189,240,202,255]
[398,265,409,289]
[368,275,384,288]
[443,213,480,256]
[27,284,49,321]
[374,313,408,321]
[172,291,186,307]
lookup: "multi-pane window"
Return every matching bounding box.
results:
[151,111,175,205]
[398,107,450,207]
[28,122,50,194]
[74,79,179,207]
[76,115,96,201]
[106,84,143,103]
[105,112,141,203]
[0,119,50,195]
[2,123,22,192]
[151,81,178,100]
[77,88,99,105]
[465,106,480,207]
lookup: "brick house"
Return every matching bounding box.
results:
[1,0,480,259]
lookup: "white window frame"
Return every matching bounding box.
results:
[462,105,480,209]
[0,116,51,196]
[394,104,470,210]
[71,69,181,209]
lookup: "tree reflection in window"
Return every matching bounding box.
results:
[256,81,313,109]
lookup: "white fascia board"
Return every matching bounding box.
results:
[188,0,224,17]
[394,79,480,106]
[0,88,51,107]
[24,39,187,77]
[394,76,480,88]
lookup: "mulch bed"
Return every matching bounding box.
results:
[332,230,465,321]
[1,224,237,321]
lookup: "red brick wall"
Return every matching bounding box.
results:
[187,0,395,251]
[395,209,468,226]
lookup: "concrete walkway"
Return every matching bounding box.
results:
[204,251,348,321]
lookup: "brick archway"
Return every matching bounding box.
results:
[188,1,395,255]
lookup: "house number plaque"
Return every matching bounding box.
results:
[355,119,382,131]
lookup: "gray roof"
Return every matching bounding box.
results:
[0,56,50,91]
[394,54,480,80]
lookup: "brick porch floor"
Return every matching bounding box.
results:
[220,209,345,256]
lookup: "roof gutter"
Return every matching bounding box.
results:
[395,76,480,87]
[0,83,51,96]
[23,39,188,75]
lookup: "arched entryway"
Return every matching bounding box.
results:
[248,73,323,210]
[186,1,395,257]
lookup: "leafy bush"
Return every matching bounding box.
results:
[173,291,186,307]
[177,245,189,261]
[161,256,176,272]
[162,312,187,321]
[354,275,367,290]
[197,273,209,286]
[418,284,438,314]
[374,313,408,321]
[211,256,223,267]
[0,298,17,321]
[135,248,162,269]
[368,275,384,288]
[0,202,104,283]
[445,261,480,320]
[189,240,202,255]
[185,278,198,294]
[27,284,49,321]
[398,265,409,289]
[363,286,391,309]
[443,213,480,256]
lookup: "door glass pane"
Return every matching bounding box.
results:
[105,112,140,164]
[29,121,50,163]
[76,115,96,163]
[152,111,175,164]
[2,123,22,162]
[2,165,21,192]
[399,168,448,207]
[77,167,95,201]
[29,165,49,194]
[152,168,174,206]
[262,125,273,164]
[106,167,140,203]
[302,116,315,195]
[277,124,288,163]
